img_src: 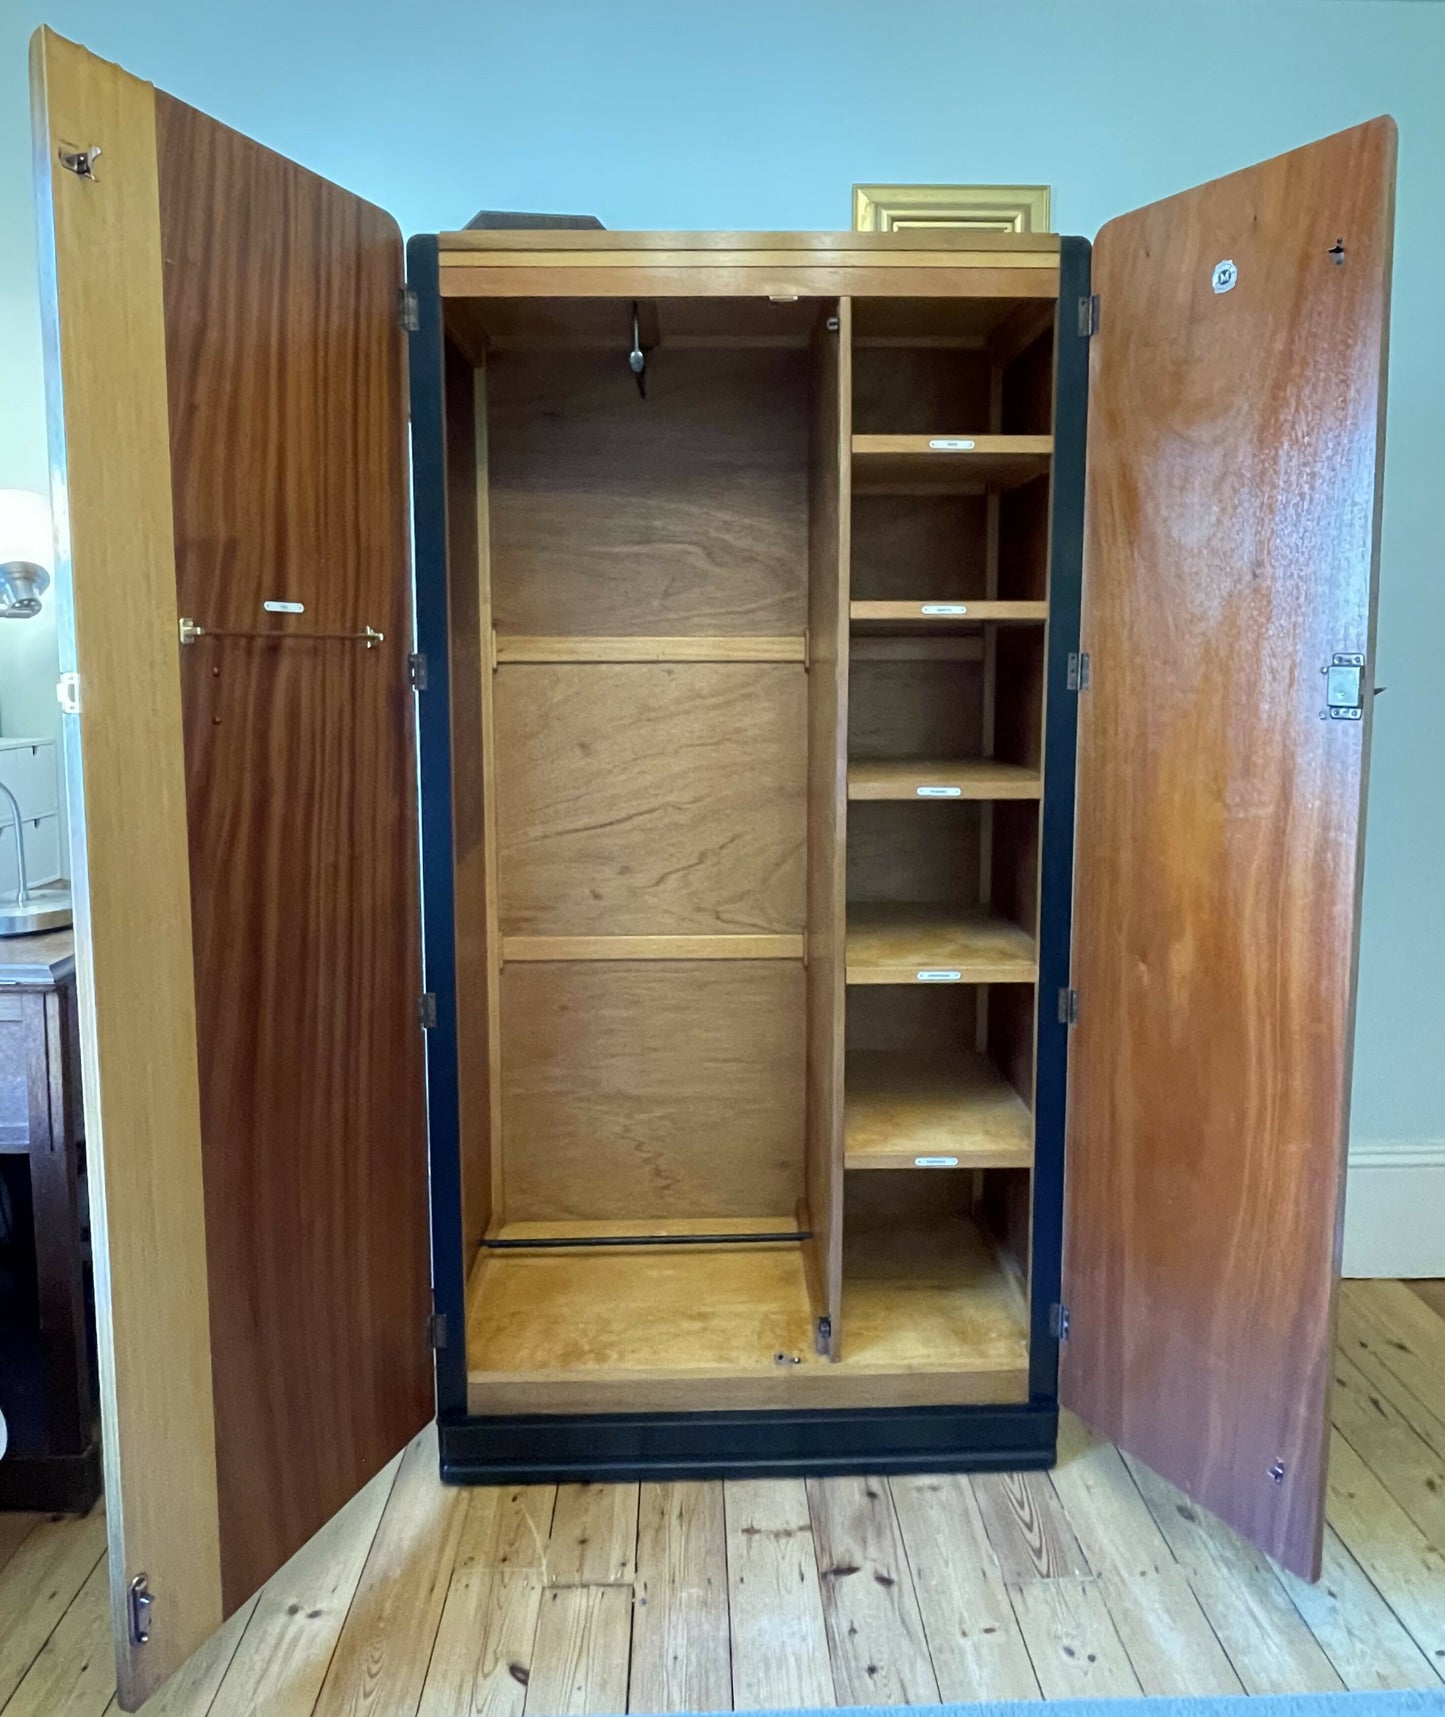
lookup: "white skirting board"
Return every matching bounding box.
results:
[1342,1143,1445,1277]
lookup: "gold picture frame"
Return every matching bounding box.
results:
[852,183,1052,234]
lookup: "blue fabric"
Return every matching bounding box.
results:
[692,1696,1445,1717]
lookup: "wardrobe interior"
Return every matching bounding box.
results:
[438,289,1059,1415]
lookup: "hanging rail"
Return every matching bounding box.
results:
[178,617,384,648]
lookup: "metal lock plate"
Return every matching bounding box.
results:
[1325,652,1365,720]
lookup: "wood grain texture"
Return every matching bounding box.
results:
[547,1486,640,1587]
[888,1475,1040,1701]
[1408,1281,1445,1321]
[525,1588,633,1717]
[488,346,807,637]
[1124,1451,1343,1694]
[499,961,804,1221]
[495,635,804,663]
[807,1476,938,1705]
[852,435,1051,495]
[442,262,1058,304]
[846,903,1037,985]
[849,600,1047,625]
[848,759,1040,800]
[846,800,982,911]
[848,656,983,762]
[724,1480,834,1710]
[805,302,849,1357]
[2,1556,113,1717]
[419,1570,543,1717]
[151,90,431,1614]
[630,1484,730,1715]
[495,661,805,936]
[850,495,988,604]
[852,345,991,437]
[844,1048,1033,1170]
[30,30,223,1705]
[311,1428,466,1717]
[1061,118,1397,1579]
[0,1504,106,1710]
[973,1471,1091,1582]
[445,343,494,1254]
[1006,1579,1142,1700]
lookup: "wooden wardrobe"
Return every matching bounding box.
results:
[31,27,1394,1707]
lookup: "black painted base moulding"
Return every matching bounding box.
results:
[438,1401,1057,1484]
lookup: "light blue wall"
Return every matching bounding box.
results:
[1,0,1442,1149]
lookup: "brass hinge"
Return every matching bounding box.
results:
[1078,293,1100,337]
[427,1310,448,1350]
[1058,987,1079,1027]
[1067,651,1091,692]
[398,286,420,332]
[418,992,438,1029]
[408,651,428,690]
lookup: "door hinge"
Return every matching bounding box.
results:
[1050,1303,1071,1343]
[418,992,437,1029]
[398,286,420,332]
[1058,987,1079,1027]
[1078,293,1100,337]
[1066,651,1091,692]
[1322,651,1365,721]
[408,651,428,690]
[127,1573,153,1646]
[427,1310,448,1350]
[59,144,101,180]
[815,1315,832,1354]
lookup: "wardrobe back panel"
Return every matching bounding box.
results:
[487,345,809,636]
[499,960,806,1221]
[494,662,806,937]
[848,657,985,760]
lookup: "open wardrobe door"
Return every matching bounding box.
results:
[1060,118,1396,1580]
[32,29,432,1705]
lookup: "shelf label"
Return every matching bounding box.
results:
[263,599,305,614]
[916,785,962,798]
[927,438,975,451]
[914,1155,960,1168]
[920,603,968,615]
[916,970,962,983]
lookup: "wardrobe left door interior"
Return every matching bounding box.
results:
[32,28,431,1709]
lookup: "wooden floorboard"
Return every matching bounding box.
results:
[4,1284,1444,1713]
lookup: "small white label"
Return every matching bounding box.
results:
[916,785,962,798]
[927,438,975,451]
[914,1155,960,1168]
[916,969,962,983]
[920,603,967,616]
[263,599,305,614]
[1211,259,1238,294]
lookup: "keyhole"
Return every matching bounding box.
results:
[1328,239,1346,267]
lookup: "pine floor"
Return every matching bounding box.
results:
[2,1279,1444,1715]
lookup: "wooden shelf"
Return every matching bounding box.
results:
[852,435,1052,494]
[848,759,1041,801]
[850,600,1048,627]
[845,904,1037,985]
[840,1195,1029,1380]
[845,1049,1033,1171]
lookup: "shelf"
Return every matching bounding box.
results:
[850,600,1048,627]
[852,435,1052,494]
[848,759,1041,802]
[845,1049,1033,1171]
[840,1195,1029,1380]
[846,903,1037,985]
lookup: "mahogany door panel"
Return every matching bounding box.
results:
[1062,119,1395,1578]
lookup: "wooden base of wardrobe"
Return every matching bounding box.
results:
[464,1209,1028,1416]
[438,1400,1058,1485]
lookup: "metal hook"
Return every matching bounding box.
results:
[628,301,646,399]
